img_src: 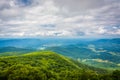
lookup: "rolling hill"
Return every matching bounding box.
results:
[0,51,119,80]
[0,38,120,70]
[0,47,35,56]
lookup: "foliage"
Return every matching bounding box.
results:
[0,51,120,80]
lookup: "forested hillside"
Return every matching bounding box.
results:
[0,51,120,80]
[0,38,120,69]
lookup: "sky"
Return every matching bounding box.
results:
[0,0,120,38]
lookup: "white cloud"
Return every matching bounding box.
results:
[0,0,120,38]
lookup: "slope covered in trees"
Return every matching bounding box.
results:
[0,51,120,80]
[0,38,120,70]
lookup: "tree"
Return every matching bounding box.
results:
[112,70,120,80]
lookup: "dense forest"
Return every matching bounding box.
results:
[0,51,120,80]
[1,38,120,70]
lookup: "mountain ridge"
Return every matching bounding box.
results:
[0,38,120,69]
[0,51,120,80]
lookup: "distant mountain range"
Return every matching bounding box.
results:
[0,38,120,69]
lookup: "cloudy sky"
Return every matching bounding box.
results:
[0,0,120,38]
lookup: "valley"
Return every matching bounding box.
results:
[0,38,120,80]
[0,38,119,69]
